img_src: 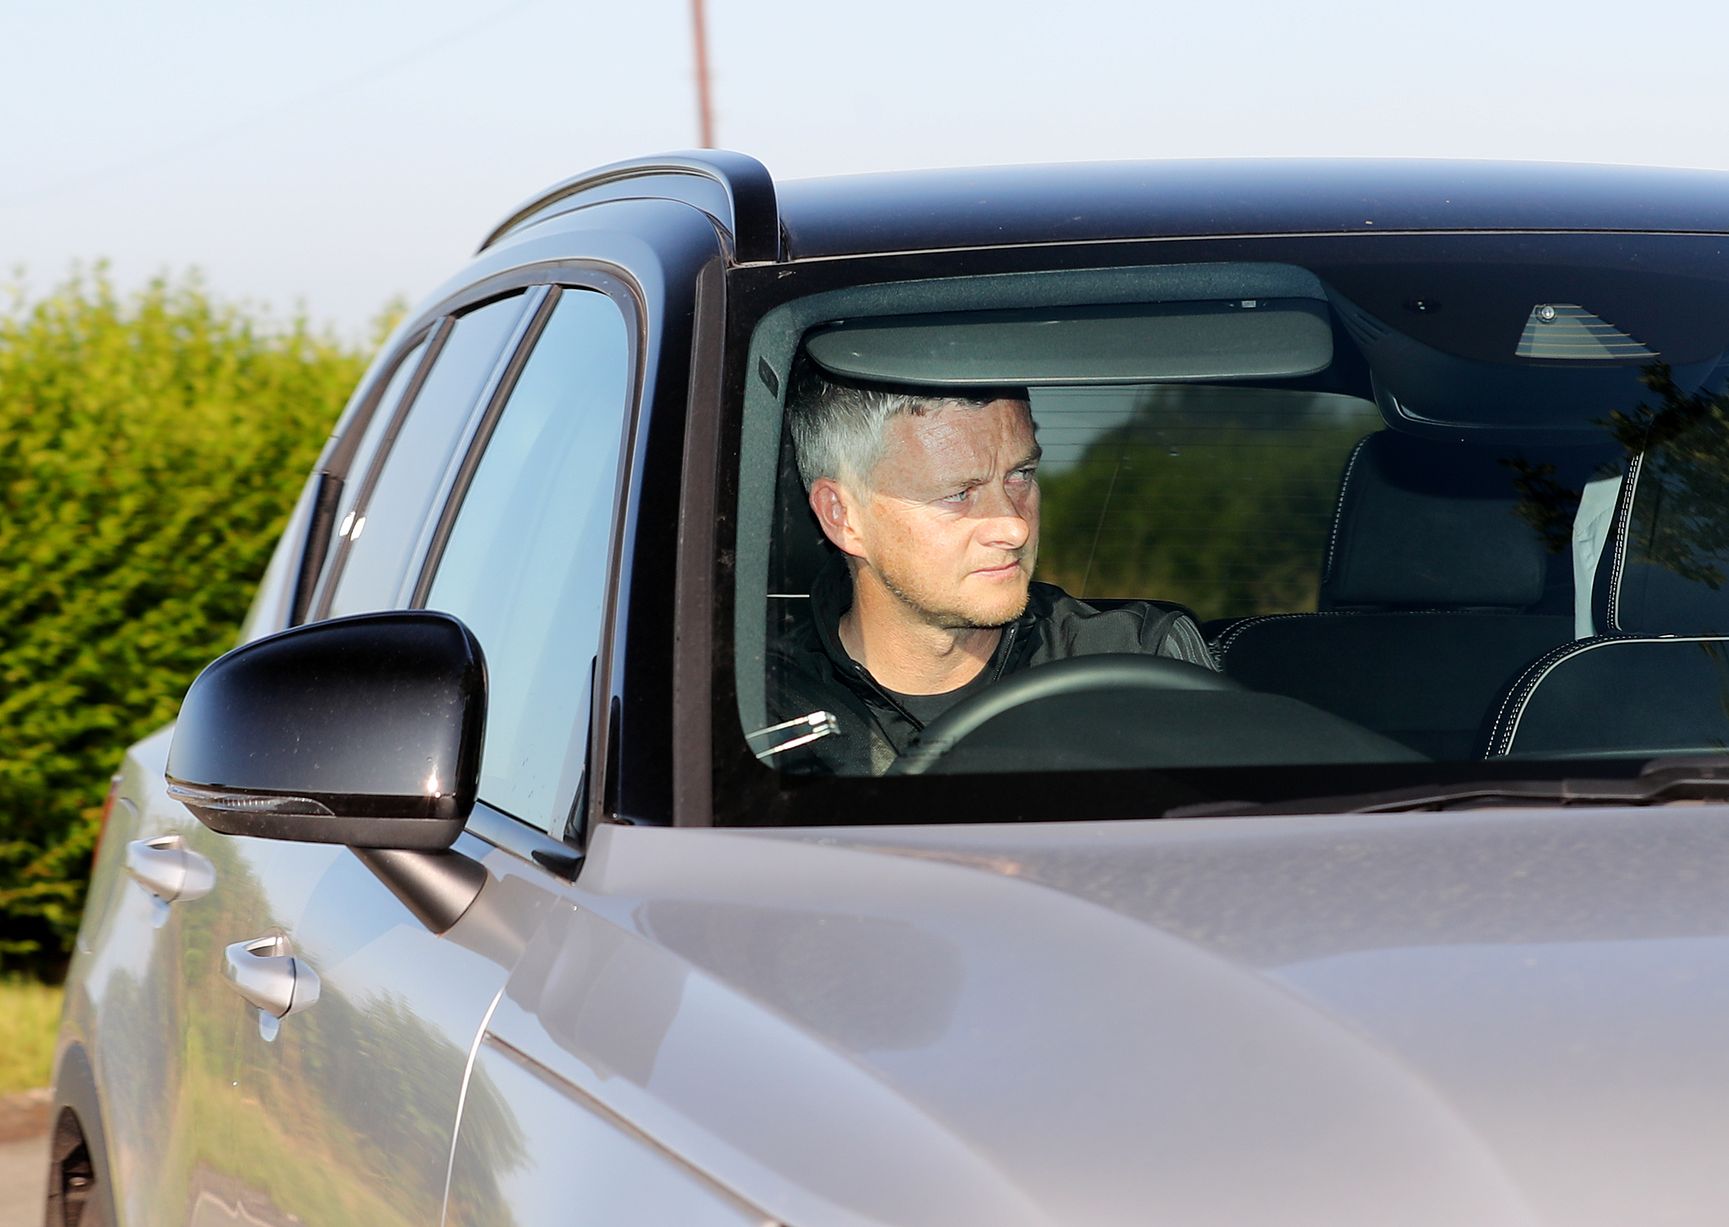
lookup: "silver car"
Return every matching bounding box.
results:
[51,153,1729,1226]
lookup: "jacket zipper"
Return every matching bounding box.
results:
[989,622,1021,683]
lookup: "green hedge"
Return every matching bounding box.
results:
[0,269,368,971]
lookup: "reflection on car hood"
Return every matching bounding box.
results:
[498,806,1729,1227]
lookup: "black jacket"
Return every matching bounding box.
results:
[764,558,1217,775]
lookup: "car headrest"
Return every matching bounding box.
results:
[1321,432,1549,609]
[1595,411,1729,635]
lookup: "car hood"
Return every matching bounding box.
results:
[497,805,1729,1226]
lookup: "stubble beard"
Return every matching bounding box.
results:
[875,556,1033,631]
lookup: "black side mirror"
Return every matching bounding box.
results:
[166,611,486,850]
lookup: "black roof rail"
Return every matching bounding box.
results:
[477,150,781,262]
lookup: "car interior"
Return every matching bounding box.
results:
[731,248,1729,777]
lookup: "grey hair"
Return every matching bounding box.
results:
[786,362,1003,490]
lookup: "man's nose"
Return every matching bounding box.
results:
[976,483,1032,548]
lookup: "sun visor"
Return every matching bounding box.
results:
[803,300,1333,387]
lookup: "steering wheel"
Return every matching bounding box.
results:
[888,653,1244,776]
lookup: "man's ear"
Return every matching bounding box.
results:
[809,477,866,559]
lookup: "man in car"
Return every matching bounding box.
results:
[767,362,1217,775]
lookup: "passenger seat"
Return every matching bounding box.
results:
[1485,412,1729,758]
[1213,432,1585,759]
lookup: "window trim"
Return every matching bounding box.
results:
[288,323,439,627]
[392,285,555,612]
[410,274,643,606]
[408,270,648,850]
[307,317,456,621]
[311,291,542,621]
[670,252,729,832]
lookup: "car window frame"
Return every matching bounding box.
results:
[309,288,543,621]
[411,275,646,847]
[268,197,719,857]
[284,322,439,629]
[266,266,643,873]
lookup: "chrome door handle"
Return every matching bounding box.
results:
[124,836,215,903]
[223,935,321,1018]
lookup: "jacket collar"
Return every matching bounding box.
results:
[808,554,859,671]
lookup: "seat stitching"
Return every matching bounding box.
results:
[1211,608,1474,663]
[1604,452,1643,632]
[1212,612,1316,662]
[1487,633,1647,756]
[1486,640,1596,756]
[1321,435,1372,588]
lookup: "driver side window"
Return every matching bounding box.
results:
[423,287,633,836]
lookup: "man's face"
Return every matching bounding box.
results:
[822,398,1041,630]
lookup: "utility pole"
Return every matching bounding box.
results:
[692,0,716,148]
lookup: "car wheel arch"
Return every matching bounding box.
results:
[49,1042,121,1227]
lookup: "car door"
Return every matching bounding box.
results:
[74,576,283,1227]
[65,318,453,1227]
[208,278,650,1227]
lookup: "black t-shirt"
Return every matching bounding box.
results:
[879,667,995,727]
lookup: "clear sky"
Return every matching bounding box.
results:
[5,0,1726,339]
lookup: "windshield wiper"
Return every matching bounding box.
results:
[1166,756,1729,818]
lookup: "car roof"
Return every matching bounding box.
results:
[480,153,1729,267]
[773,158,1729,259]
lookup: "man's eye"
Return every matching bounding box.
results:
[1010,466,1038,483]
[939,488,970,504]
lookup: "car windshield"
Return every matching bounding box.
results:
[722,230,1729,821]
